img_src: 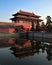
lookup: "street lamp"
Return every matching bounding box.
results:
[31,21,34,31]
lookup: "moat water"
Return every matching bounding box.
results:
[0,38,52,65]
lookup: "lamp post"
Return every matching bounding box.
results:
[30,21,34,39]
[36,20,40,31]
[31,21,34,31]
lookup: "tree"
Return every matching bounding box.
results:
[46,16,52,32]
[41,22,45,31]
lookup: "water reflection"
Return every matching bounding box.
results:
[46,44,52,61]
[0,38,15,48]
[9,39,52,61]
[0,38,52,65]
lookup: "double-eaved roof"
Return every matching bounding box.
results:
[10,10,43,21]
[12,10,41,17]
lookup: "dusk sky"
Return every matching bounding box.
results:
[0,0,52,23]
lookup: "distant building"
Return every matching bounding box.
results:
[0,22,15,33]
[10,10,43,31]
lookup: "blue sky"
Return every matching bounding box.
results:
[0,0,52,23]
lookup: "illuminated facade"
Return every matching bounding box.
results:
[10,10,43,31]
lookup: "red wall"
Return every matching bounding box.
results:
[0,29,8,32]
[9,28,15,33]
[0,28,15,33]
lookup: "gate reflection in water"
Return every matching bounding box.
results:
[0,38,52,65]
[10,39,52,61]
